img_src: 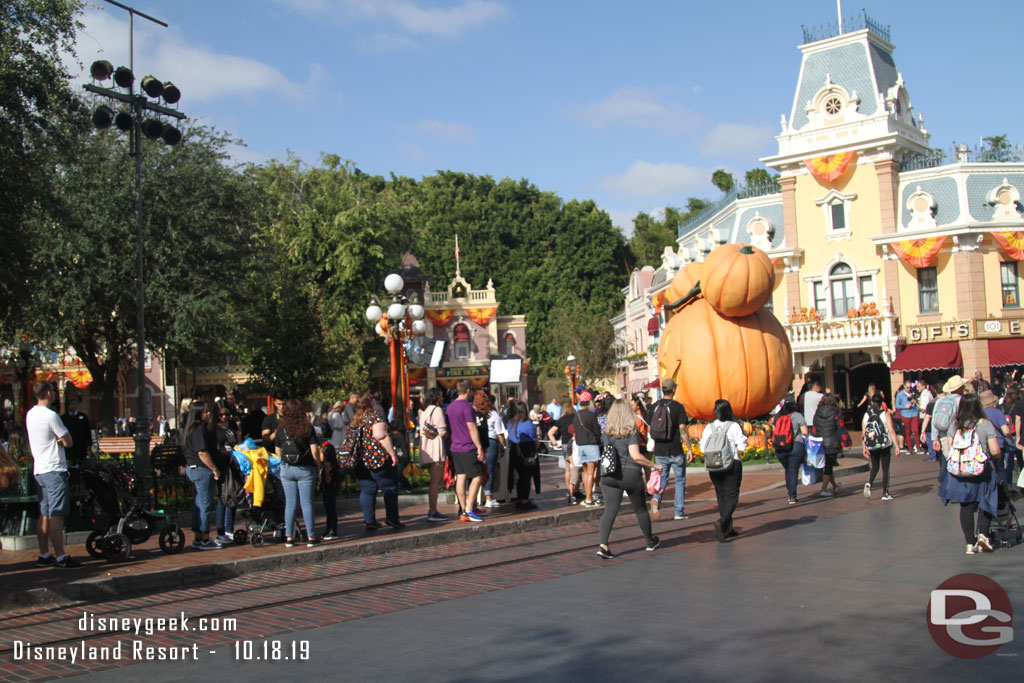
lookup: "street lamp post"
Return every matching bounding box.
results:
[564,354,581,406]
[83,0,186,507]
[365,273,426,429]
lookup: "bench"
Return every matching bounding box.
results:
[98,436,163,456]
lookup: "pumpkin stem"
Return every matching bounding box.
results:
[740,245,754,255]
[663,281,702,312]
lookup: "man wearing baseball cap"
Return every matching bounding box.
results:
[647,378,693,520]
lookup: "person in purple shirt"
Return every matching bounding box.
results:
[445,379,486,522]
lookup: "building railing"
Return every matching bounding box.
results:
[901,143,1024,172]
[677,180,781,237]
[783,313,898,351]
[801,10,890,44]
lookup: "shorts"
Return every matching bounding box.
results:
[577,444,600,464]
[451,450,485,478]
[35,471,70,517]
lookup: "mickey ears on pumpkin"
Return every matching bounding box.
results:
[663,281,702,312]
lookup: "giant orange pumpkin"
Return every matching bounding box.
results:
[701,244,775,317]
[663,261,703,306]
[657,298,792,420]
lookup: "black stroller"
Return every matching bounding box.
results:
[990,480,1023,548]
[223,454,297,547]
[81,467,185,562]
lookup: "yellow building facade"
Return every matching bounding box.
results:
[650,15,1024,409]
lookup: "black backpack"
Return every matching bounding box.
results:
[279,427,304,465]
[650,401,672,441]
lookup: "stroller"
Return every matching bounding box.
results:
[990,481,1023,548]
[81,467,185,562]
[227,441,300,547]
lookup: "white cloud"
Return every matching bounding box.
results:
[565,87,700,135]
[604,208,639,235]
[358,32,420,53]
[698,122,775,158]
[396,141,429,164]
[406,120,476,144]
[279,0,507,41]
[600,161,707,199]
[73,8,324,105]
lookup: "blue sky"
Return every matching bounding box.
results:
[70,0,1024,235]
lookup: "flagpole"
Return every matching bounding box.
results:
[455,233,461,277]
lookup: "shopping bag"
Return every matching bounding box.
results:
[1017,466,1024,489]
[805,436,825,469]
[801,463,823,486]
[646,468,663,495]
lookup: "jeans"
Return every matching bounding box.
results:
[215,498,234,535]
[322,483,338,535]
[599,468,654,546]
[187,466,215,533]
[484,440,501,494]
[652,455,687,515]
[776,440,805,499]
[356,463,400,524]
[868,446,892,493]
[280,463,317,540]
[709,460,743,535]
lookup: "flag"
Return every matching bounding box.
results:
[455,234,460,260]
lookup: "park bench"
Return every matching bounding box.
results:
[98,436,163,456]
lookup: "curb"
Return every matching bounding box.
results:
[2,459,872,610]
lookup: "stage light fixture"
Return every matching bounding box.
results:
[92,105,114,128]
[161,82,180,104]
[113,66,134,88]
[90,60,114,80]
[141,118,164,140]
[114,111,133,132]
[141,75,164,98]
[161,124,182,146]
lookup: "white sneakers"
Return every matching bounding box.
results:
[863,483,871,498]
[484,499,501,509]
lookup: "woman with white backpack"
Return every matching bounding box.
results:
[938,393,1003,554]
[699,400,747,542]
[861,393,898,500]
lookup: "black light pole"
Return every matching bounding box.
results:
[84,0,186,506]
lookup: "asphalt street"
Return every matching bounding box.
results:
[63,473,1023,683]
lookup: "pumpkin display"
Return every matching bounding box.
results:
[741,421,753,436]
[687,424,705,440]
[747,434,767,449]
[657,298,792,421]
[701,244,775,317]
[663,261,703,306]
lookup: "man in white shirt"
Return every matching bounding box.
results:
[546,398,562,422]
[803,381,824,427]
[27,381,82,569]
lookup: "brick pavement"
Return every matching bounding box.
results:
[0,453,933,681]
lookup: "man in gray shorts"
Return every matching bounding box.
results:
[27,381,82,569]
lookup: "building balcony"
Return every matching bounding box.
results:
[783,313,898,354]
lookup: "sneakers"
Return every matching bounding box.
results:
[966,543,978,555]
[284,538,296,547]
[426,511,448,522]
[863,483,871,498]
[820,489,834,497]
[714,520,726,543]
[198,539,222,550]
[976,533,994,552]
[460,510,484,522]
[216,534,234,545]
[596,545,614,559]
[471,507,488,517]
[484,499,501,509]
[787,497,797,505]
[365,521,382,530]
[322,534,338,541]
[583,499,599,507]
[54,555,83,569]
[673,513,689,520]
[567,495,577,506]
[384,519,405,530]
[881,493,893,501]
[645,536,662,551]
[35,554,56,568]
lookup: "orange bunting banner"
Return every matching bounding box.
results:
[66,369,93,389]
[406,367,426,385]
[891,236,946,268]
[991,231,1024,261]
[465,307,497,326]
[425,309,454,327]
[437,376,488,389]
[651,290,665,315]
[804,150,857,183]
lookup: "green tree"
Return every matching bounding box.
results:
[982,135,1018,162]
[711,169,734,194]
[543,303,616,385]
[0,0,87,326]
[744,168,774,187]
[20,120,253,433]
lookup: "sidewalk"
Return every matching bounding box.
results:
[0,453,871,609]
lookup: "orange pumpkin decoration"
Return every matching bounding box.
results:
[657,298,793,421]
[701,244,775,317]
[687,424,705,440]
[748,434,767,449]
[741,421,753,435]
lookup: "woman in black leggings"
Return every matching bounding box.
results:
[596,398,660,558]
[861,393,898,500]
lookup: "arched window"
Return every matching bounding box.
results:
[829,263,856,317]
[504,332,516,355]
[453,324,471,359]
